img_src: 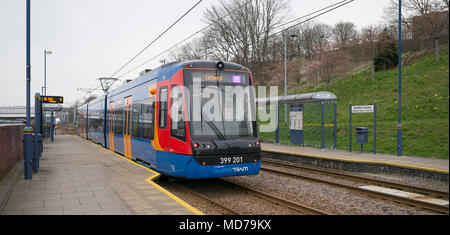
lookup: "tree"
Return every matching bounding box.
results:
[331,22,358,49]
[384,0,449,60]
[408,0,449,61]
[203,0,290,66]
[297,22,332,59]
[360,25,381,81]
[169,37,208,62]
[374,28,398,71]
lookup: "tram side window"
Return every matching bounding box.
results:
[109,105,114,133]
[132,103,141,138]
[100,109,104,132]
[114,107,124,135]
[114,109,119,134]
[159,87,168,129]
[170,85,186,141]
[125,104,131,136]
[107,108,111,133]
[143,101,154,140]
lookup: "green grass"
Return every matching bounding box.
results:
[258,49,449,159]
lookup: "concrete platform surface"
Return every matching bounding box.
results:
[1,135,202,215]
[262,143,449,173]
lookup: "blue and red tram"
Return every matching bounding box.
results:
[77,61,261,179]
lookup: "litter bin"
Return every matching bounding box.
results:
[356,127,368,153]
[356,127,369,144]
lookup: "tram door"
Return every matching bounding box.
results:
[109,102,115,151]
[124,97,133,159]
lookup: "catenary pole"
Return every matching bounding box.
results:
[397,0,403,156]
[24,0,33,180]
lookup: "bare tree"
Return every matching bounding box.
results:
[384,0,412,29]
[169,37,208,62]
[360,25,381,81]
[385,0,449,60]
[318,41,348,85]
[203,0,290,66]
[298,22,332,59]
[443,0,449,8]
[331,22,358,49]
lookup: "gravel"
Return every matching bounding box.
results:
[262,161,448,197]
[159,165,442,215]
[159,179,302,215]
[156,160,447,215]
[226,171,434,215]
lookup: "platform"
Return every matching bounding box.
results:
[261,143,449,181]
[1,135,202,215]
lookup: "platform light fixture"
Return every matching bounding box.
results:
[284,33,298,124]
[43,50,53,96]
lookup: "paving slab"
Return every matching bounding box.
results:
[1,135,203,215]
[262,143,449,181]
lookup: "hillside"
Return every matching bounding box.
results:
[258,48,449,159]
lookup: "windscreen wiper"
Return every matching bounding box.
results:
[201,110,226,141]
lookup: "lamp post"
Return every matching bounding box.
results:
[284,33,298,124]
[44,50,52,96]
[24,0,33,180]
[397,0,403,156]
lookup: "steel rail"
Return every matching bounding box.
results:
[219,179,331,215]
[173,183,242,215]
[260,164,449,214]
[262,159,449,200]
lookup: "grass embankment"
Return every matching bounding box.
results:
[258,49,449,159]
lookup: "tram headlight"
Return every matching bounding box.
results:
[217,61,224,70]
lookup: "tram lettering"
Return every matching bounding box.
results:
[205,75,223,81]
[232,167,248,172]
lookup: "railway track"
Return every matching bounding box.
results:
[261,160,449,214]
[166,179,330,215]
[220,179,330,215]
[170,183,242,215]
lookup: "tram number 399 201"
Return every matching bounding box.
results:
[220,156,243,165]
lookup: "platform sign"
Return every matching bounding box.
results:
[290,104,304,145]
[289,105,304,131]
[42,96,64,104]
[352,105,374,113]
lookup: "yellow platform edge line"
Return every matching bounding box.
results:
[262,148,449,175]
[82,137,204,215]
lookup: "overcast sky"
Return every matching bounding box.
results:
[0,0,391,107]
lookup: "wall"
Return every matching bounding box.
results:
[0,124,24,181]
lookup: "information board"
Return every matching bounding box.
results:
[42,96,64,104]
[289,104,304,131]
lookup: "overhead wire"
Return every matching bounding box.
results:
[196,0,356,58]
[79,0,205,94]
[109,0,204,78]
[115,0,255,80]
[85,0,356,92]
[274,0,355,37]
[117,0,352,80]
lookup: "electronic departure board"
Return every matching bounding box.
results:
[42,96,64,104]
